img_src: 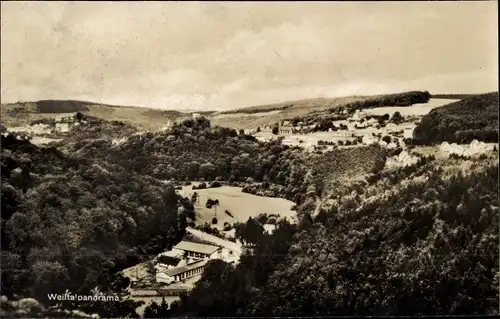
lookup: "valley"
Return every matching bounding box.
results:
[1,91,498,318]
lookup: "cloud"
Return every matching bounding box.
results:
[1,1,498,110]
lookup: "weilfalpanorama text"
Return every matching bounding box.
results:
[47,293,120,302]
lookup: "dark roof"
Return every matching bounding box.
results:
[163,259,208,277]
[174,241,220,255]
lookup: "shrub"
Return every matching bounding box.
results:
[267,217,277,225]
[210,181,222,188]
[212,217,218,225]
[391,111,404,124]
[256,213,269,225]
[193,182,207,190]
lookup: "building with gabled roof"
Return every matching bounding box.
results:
[173,241,221,259]
[156,259,208,284]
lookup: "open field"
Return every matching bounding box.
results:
[211,91,433,130]
[1,100,194,131]
[215,96,371,115]
[363,98,458,116]
[210,96,374,129]
[177,185,296,228]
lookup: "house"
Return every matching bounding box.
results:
[278,121,292,135]
[161,120,173,131]
[192,113,201,120]
[156,259,208,284]
[173,241,221,260]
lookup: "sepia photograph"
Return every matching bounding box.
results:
[0,1,498,318]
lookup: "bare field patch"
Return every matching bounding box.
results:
[177,185,296,228]
[364,99,459,117]
[212,110,282,119]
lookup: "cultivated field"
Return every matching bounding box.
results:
[210,96,375,129]
[177,185,297,228]
[363,98,456,116]
[1,101,192,131]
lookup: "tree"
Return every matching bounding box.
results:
[75,112,84,123]
[0,120,6,133]
[272,125,279,135]
[31,261,70,303]
[391,111,403,124]
[143,298,169,318]
[187,161,201,180]
[191,192,198,204]
[200,162,216,180]
[298,212,313,230]
[243,217,265,245]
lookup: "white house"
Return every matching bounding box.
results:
[278,121,292,135]
[192,113,201,120]
[156,259,208,284]
[172,241,222,260]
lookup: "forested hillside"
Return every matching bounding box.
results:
[413,92,498,145]
[1,115,498,318]
[153,158,499,317]
[61,116,385,205]
[1,133,195,317]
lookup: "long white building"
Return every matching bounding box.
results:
[156,259,208,284]
[155,240,231,284]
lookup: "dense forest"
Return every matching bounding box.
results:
[413,92,499,145]
[144,157,499,317]
[1,113,499,317]
[1,133,196,317]
[342,90,431,111]
[60,116,385,205]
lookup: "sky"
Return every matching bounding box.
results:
[1,1,498,111]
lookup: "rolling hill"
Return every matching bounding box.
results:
[413,92,499,145]
[210,91,431,129]
[0,99,213,131]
